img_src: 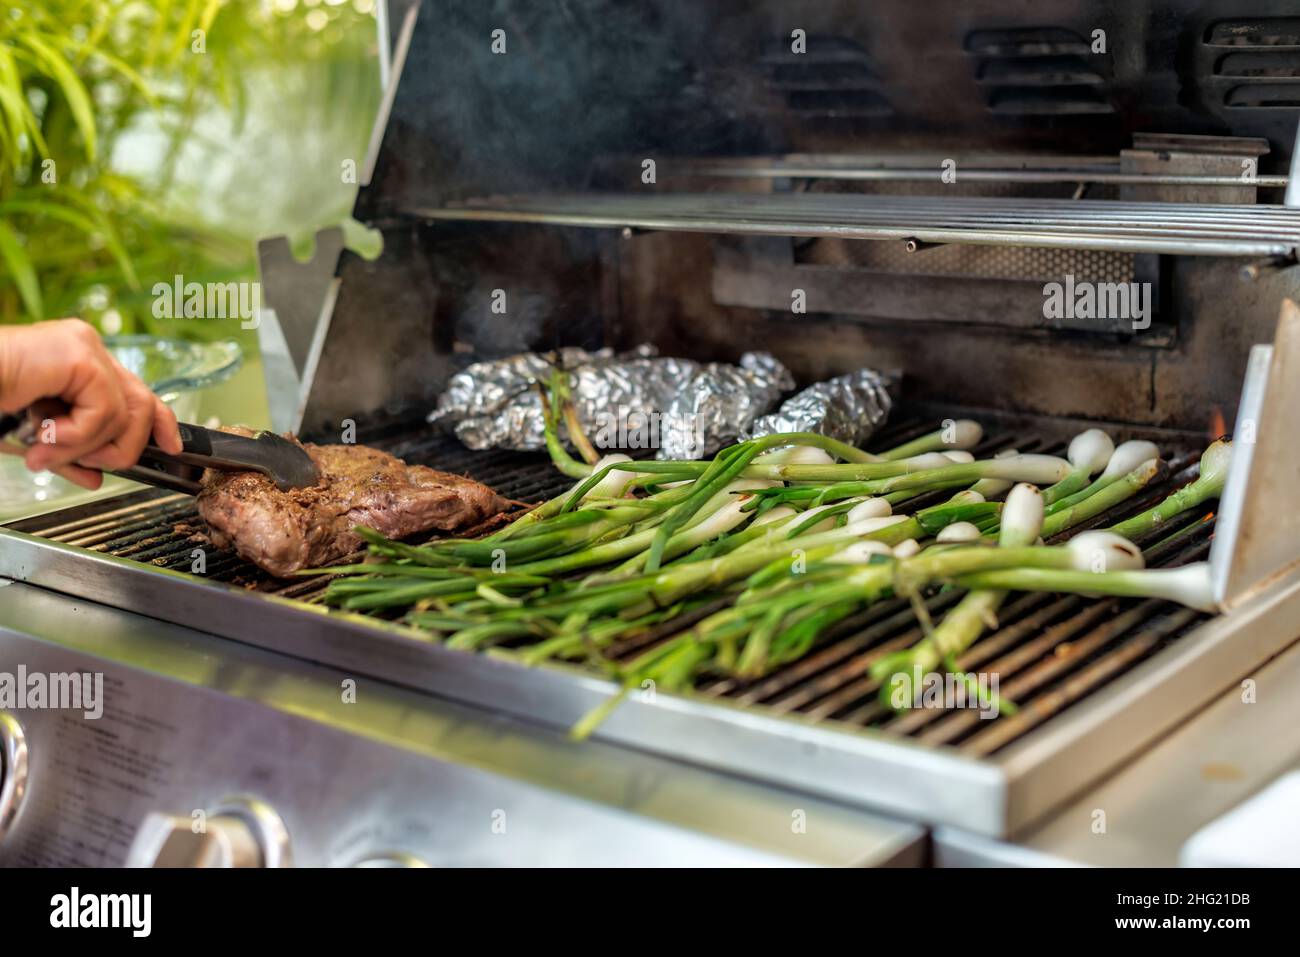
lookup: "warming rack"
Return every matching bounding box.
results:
[685,164,1290,188]
[412,192,1300,257]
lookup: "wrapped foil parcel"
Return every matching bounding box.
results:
[746,368,893,447]
[428,345,893,459]
[428,346,794,459]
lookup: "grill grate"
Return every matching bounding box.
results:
[6,415,1214,757]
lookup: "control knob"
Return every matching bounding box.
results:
[127,795,292,867]
[0,712,28,845]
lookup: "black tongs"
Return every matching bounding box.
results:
[0,413,319,495]
[117,423,320,495]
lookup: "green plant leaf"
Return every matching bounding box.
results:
[171,0,203,61]
[0,221,44,319]
[42,188,142,288]
[144,0,175,71]
[17,32,97,162]
[60,38,160,109]
[0,46,47,161]
[199,0,223,34]
[0,196,139,288]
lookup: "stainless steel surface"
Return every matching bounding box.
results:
[307,1,1300,435]
[1119,134,1270,205]
[710,234,1154,335]
[992,564,1300,835]
[0,711,28,845]
[0,581,923,867]
[687,164,1289,188]
[351,851,431,867]
[937,631,1300,866]
[1211,300,1300,608]
[1288,120,1300,209]
[932,829,1078,868]
[209,797,294,868]
[256,227,344,382]
[414,193,1300,257]
[2,413,1293,838]
[255,226,346,435]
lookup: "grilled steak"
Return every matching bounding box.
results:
[196,430,507,577]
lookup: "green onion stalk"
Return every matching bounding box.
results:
[722,452,1070,500]
[1046,439,1160,516]
[977,456,1163,542]
[1107,440,1231,539]
[951,563,1216,612]
[328,480,771,611]
[310,404,1231,741]
[349,398,997,591]
[876,420,984,461]
[688,457,1159,685]
[871,483,1047,709]
[569,517,1167,736]
[1041,429,1113,505]
[870,448,1219,708]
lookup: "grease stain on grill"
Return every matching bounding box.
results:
[5,417,1214,757]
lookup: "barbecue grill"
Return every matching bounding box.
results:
[4,0,1300,866]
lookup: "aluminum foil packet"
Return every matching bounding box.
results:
[745,368,894,447]
[428,345,796,459]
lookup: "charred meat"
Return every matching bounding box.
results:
[196,432,507,577]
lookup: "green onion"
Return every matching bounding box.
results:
[1108,440,1230,539]
[1042,429,1113,504]
[1046,439,1159,516]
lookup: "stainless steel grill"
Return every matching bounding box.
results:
[6,0,1300,862]
[689,165,1290,188]
[1,411,1222,823]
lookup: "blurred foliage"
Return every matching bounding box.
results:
[0,0,380,342]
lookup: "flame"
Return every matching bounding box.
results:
[1208,406,1227,441]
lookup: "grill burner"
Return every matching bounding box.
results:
[6,412,1212,760]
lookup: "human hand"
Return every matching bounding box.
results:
[0,319,183,489]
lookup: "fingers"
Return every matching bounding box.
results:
[4,318,180,479]
[49,462,104,491]
[150,395,182,454]
[19,320,128,471]
[77,374,155,471]
[24,368,127,471]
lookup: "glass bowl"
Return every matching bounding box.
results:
[0,335,243,518]
[103,335,243,422]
